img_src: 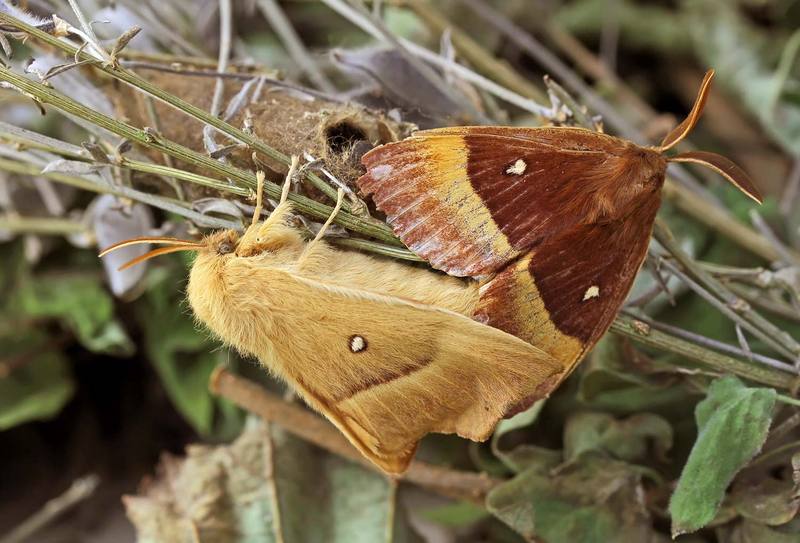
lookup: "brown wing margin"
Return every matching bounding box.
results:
[358,128,619,276]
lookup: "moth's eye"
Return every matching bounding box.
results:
[217,241,234,255]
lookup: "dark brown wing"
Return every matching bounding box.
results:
[358,126,665,370]
[474,197,660,371]
[358,126,646,277]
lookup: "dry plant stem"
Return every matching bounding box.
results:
[0,216,85,235]
[620,309,797,374]
[209,367,500,503]
[405,0,548,104]
[0,474,99,543]
[751,209,800,266]
[661,183,795,263]
[321,0,550,118]
[256,0,336,93]
[0,126,252,198]
[748,439,800,469]
[121,61,345,103]
[117,49,259,69]
[727,283,800,323]
[0,64,399,244]
[209,0,233,119]
[0,12,346,210]
[659,258,796,361]
[655,220,800,361]
[320,0,484,122]
[610,317,794,389]
[142,95,183,199]
[0,157,240,230]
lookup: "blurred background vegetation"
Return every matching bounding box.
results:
[1,0,800,542]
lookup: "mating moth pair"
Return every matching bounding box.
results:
[102,70,760,474]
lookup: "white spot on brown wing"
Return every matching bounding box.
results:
[582,285,600,301]
[505,159,527,175]
[349,335,367,353]
[371,164,393,180]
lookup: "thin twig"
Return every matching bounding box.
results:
[610,317,795,389]
[0,474,99,543]
[209,367,500,503]
[320,0,550,118]
[0,62,399,242]
[620,309,797,374]
[0,12,346,210]
[655,220,800,362]
[256,0,336,93]
[405,0,548,104]
[0,215,86,235]
[209,0,233,119]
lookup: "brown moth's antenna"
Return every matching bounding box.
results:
[99,236,202,271]
[669,151,763,203]
[115,244,202,271]
[98,236,202,257]
[655,68,764,204]
[657,69,715,152]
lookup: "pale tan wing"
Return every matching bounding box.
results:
[255,268,564,474]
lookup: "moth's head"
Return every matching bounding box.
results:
[98,229,240,271]
[652,69,762,204]
[204,229,240,257]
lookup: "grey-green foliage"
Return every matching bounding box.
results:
[0,329,74,430]
[669,376,777,536]
[125,418,422,543]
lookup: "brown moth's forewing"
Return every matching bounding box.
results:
[359,127,665,377]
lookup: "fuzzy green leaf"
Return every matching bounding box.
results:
[669,376,776,536]
[0,331,74,429]
[487,454,666,542]
[564,412,673,464]
[125,419,422,543]
[13,275,133,355]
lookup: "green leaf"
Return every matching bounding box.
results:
[669,376,777,536]
[491,399,546,472]
[563,412,673,464]
[12,274,133,355]
[723,518,800,543]
[138,265,240,437]
[0,331,74,429]
[125,418,422,543]
[421,501,490,527]
[578,336,700,416]
[486,454,666,543]
[731,477,800,526]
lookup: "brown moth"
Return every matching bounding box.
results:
[100,164,565,474]
[358,69,762,381]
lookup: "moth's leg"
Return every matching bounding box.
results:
[255,155,300,235]
[237,157,301,257]
[296,188,345,270]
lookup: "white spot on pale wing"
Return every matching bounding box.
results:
[350,335,366,352]
[583,285,600,301]
[505,159,527,175]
